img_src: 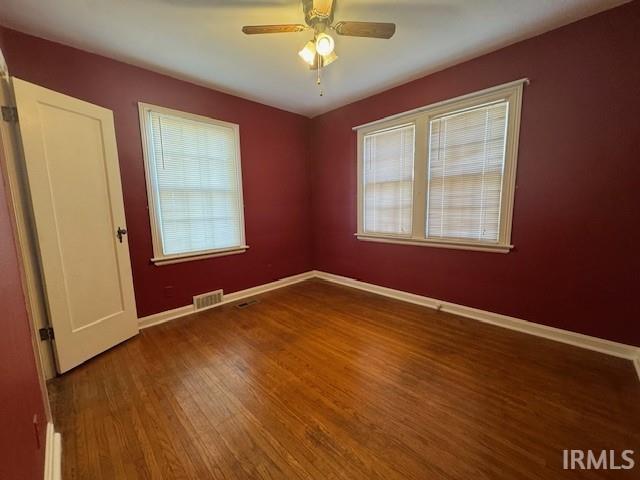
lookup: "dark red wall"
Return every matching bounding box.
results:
[1,1,638,346]
[0,130,46,477]
[0,28,313,317]
[310,1,640,346]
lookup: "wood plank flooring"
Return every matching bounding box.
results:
[49,279,640,479]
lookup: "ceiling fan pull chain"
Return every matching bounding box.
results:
[317,56,324,97]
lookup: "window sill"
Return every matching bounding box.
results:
[355,234,512,253]
[151,245,249,266]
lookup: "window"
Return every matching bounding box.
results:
[356,80,525,253]
[427,101,507,242]
[139,103,246,265]
[363,124,415,235]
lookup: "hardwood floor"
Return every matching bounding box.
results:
[49,279,640,479]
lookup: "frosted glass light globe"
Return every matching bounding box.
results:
[315,33,335,56]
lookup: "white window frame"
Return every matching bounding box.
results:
[138,102,247,265]
[355,79,527,253]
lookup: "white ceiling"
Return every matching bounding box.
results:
[0,0,629,117]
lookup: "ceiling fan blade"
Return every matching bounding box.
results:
[242,24,308,34]
[333,21,396,39]
[313,0,334,16]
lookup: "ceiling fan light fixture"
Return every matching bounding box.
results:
[315,32,335,56]
[321,51,338,67]
[298,40,316,65]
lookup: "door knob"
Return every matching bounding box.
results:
[116,227,128,243]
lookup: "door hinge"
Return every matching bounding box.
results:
[1,106,18,122]
[39,326,55,341]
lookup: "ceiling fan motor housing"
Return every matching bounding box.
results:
[303,0,334,31]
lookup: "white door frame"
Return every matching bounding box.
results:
[0,48,53,414]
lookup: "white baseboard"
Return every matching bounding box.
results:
[138,304,194,330]
[44,423,61,480]
[313,271,640,363]
[137,269,639,381]
[139,271,316,329]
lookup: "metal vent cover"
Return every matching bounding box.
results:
[193,289,223,311]
[236,299,259,309]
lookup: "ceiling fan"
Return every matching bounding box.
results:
[242,0,396,70]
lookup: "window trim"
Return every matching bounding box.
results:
[138,102,247,265]
[355,79,527,253]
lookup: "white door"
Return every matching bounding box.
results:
[13,77,138,373]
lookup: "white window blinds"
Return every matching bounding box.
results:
[363,124,415,235]
[426,102,508,242]
[356,80,524,252]
[145,109,244,257]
